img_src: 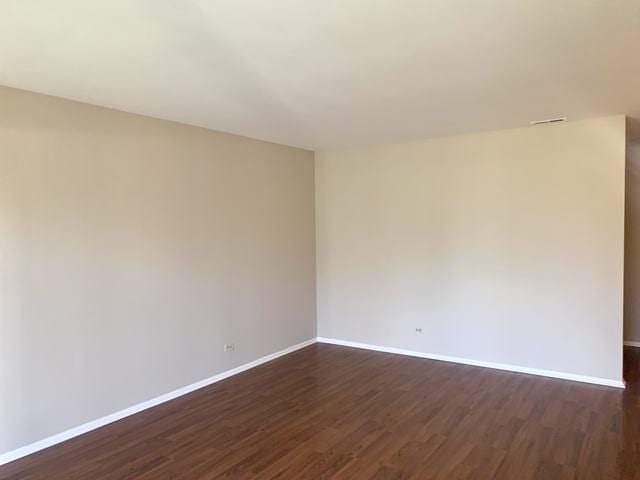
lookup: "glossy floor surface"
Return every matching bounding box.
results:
[1,344,639,479]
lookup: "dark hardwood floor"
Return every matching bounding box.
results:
[1,344,639,480]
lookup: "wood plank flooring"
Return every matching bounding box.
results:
[1,344,639,479]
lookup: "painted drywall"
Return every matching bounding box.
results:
[624,141,640,343]
[316,116,626,382]
[0,86,316,455]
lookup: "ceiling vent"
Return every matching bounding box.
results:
[530,117,567,126]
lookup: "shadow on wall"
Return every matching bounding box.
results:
[624,132,640,344]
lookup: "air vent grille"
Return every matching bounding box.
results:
[530,117,567,125]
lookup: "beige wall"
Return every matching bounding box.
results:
[625,141,640,343]
[0,86,316,454]
[316,116,626,382]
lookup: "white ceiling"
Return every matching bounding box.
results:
[1,0,639,149]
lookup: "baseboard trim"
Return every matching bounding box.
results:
[624,340,640,348]
[317,337,625,389]
[0,338,317,467]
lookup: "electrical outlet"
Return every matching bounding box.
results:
[223,343,235,352]
[415,327,423,333]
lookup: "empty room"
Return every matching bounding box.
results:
[1,1,639,479]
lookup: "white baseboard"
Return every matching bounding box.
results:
[624,340,640,348]
[317,337,625,389]
[0,338,317,467]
